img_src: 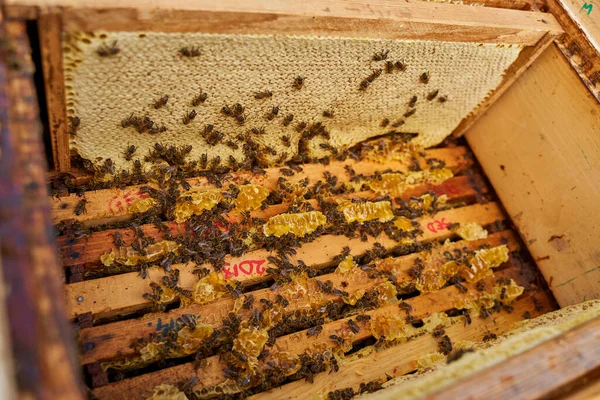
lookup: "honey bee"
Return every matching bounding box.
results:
[68,116,80,136]
[281,135,291,147]
[366,69,382,83]
[385,60,394,73]
[235,114,247,125]
[96,41,120,57]
[322,110,334,118]
[438,95,447,103]
[254,90,272,100]
[183,110,197,124]
[206,130,224,146]
[391,119,404,127]
[74,199,88,216]
[380,118,389,128]
[124,144,137,161]
[372,49,389,61]
[179,46,200,57]
[203,124,214,135]
[191,92,208,106]
[296,122,307,132]
[409,96,417,108]
[404,109,416,118]
[251,127,266,135]
[293,76,305,89]
[347,319,360,334]
[420,72,430,84]
[112,231,124,247]
[283,114,294,126]
[267,106,279,121]
[232,103,245,116]
[152,95,169,109]
[394,61,406,71]
[222,105,233,116]
[225,140,239,150]
[307,325,322,337]
[359,80,369,91]
[427,90,439,101]
[121,113,136,128]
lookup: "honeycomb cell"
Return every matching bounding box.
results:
[337,200,394,223]
[176,324,215,355]
[453,222,488,241]
[192,273,227,305]
[263,211,326,237]
[234,184,270,212]
[173,189,222,223]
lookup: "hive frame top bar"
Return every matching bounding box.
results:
[5,0,562,45]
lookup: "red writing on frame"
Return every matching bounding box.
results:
[426,218,451,233]
[108,189,150,214]
[223,260,266,280]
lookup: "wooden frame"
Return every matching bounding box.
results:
[2,0,562,172]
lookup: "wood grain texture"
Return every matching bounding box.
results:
[4,0,561,45]
[546,0,600,102]
[555,0,600,53]
[0,20,83,399]
[426,315,600,400]
[38,13,70,172]
[466,44,600,307]
[78,231,519,366]
[66,202,506,319]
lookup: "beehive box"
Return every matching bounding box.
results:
[1,1,600,399]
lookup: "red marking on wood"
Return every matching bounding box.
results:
[107,189,150,215]
[223,259,267,280]
[431,181,460,196]
[426,218,451,233]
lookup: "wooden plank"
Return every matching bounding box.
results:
[425,315,600,400]
[546,0,600,102]
[452,32,556,137]
[58,174,485,270]
[66,202,506,319]
[92,291,553,400]
[5,0,561,45]
[0,260,18,400]
[0,20,84,399]
[465,44,600,307]
[51,146,472,226]
[78,230,519,365]
[555,0,600,54]
[38,13,70,172]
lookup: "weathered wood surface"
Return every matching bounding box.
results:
[466,44,600,307]
[0,20,84,400]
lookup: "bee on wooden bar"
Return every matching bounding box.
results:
[191,92,208,106]
[392,119,404,128]
[96,41,120,57]
[329,334,345,345]
[152,95,169,109]
[183,110,197,125]
[372,49,390,61]
[293,76,305,89]
[347,319,360,334]
[420,72,430,84]
[275,294,289,307]
[307,325,322,337]
[112,232,124,247]
[74,199,87,216]
[283,114,294,126]
[427,90,439,101]
[179,46,200,57]
[438,95,448,103]
[394,61,406,71]
[404,108,416,118]
[322,110,334,118]
[280,168,295,176]
[124,144,137,161]
[356,314,371,323]
[409,96,418,108]
[68,116,80,136]
[267,106,279,120]
[254,90,272,100]
[242,294,254,310]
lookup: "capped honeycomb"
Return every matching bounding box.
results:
[63,32,521,171]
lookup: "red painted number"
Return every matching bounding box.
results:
[426,218,451,233]
[107,189,150,215]
[223,259,266,280]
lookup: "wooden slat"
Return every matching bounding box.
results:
[554,0,600,54]
[4,0,561,45]
[38,13,70,172]
[250,292,554,400]
[465,44,600,307]
[546,0,600,102]
[425,315,600,400]
[78,230,519,365]
[51,146,472,226]
[58,174,485,269]
[92,288,553,400]
[0,20,84,399]
[66,202,505,319]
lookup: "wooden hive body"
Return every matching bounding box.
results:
[0,1,599,399]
